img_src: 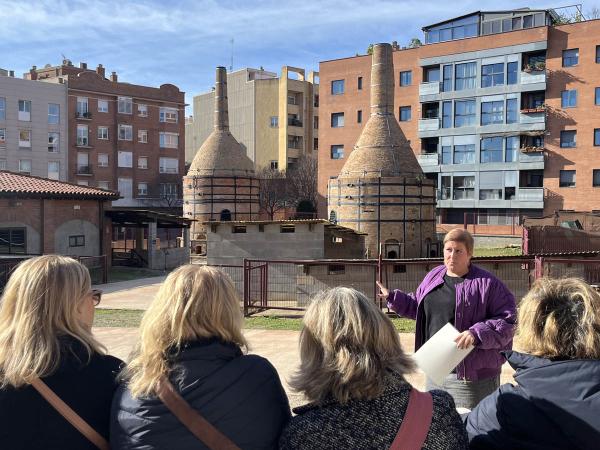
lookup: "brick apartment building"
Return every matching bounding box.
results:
[26,61,186,212]
[319,8,600,226]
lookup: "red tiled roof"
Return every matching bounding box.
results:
[0,171,120,200]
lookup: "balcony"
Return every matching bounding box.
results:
[519,149,545,163]
[288,118,303,127]
[76,165,93,176]
[75,111,92,120]
[519,111,545,126]
[418,118,440,132]
[76,138,91,148]
[419,82,440,96]
[521,69,546,85]
[418,153,439,166]
[517,187,543,202]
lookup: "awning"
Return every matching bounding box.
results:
[106,210,193,228]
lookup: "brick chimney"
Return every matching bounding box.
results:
[96,64,105,78]
[110,71,118,82]
[29,65,38,80]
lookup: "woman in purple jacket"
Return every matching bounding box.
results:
[377,228,516,409]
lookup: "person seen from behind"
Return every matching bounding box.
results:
[466,277,600,449]
[0,255,122,450]
[377,228,516,409]
[111,264,291,449]
[279,287,468,450]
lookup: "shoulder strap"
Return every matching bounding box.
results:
[30,377,110,450]
[156,377,241,450]
[389,388,433,450]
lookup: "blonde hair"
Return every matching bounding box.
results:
[516,277,600,359]
[0,255,104,388]
[123,265,247,398]
[290,287,415,405]
[443,228,474,255]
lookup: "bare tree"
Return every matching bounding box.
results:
[287,155,318,216]
[587,7,600,19]
[257,166,290,220]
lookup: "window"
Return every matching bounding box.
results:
[159,107,178,123]
[595,129,600,146]
[0,97,5,120]
[138,104,148,117]
[505,136,519,162]
[138,156,148,169]
[399,106,411,122]
[424,66,440,83]
[118,178,133,198]
[47,161,60,180]
[559,170,576,187]
[506,98,518,124]
[358,76,363,90]
[97,99,108,113]
[159,157,178,173]
[314,116,319,129]
[328,264,345,275]
[596,88,600,106]
[454,99,476,127]
[563,49,579,67]
[159,183,178,198]
[69,235,85,247]
[561,90,577,108]
[76,125,88,146]
[442,65,453,92]
[233,226,246,233]
[137,182,148,196]
[455,62,476,90]
[19,130,31,148]
[48,103,60,124]
[270,160,278,170]
[481,63,504,88]
[331,79,345,95]
[280,225,295,233]
[481,137,503,163]
[399,71,412,86]
[18,100,31,121]
[270,116,278,127]
[98,153,109,167]
[18,159,31,174]
[118,97,133,114]
[0,159,5,170]
[357,110,362,123]
[97,126,109,140]
[331,113,344,128]
[117,151,133,168]
[77,180,89,186]
[97,181,109,190]
[594,170,600,187]
[0,228,26,254]
[560,130,577,148]
[454,144,475,164]
[481,101,504,125]
[159,132,179,148]
[76,97,88,117]
[597,46,600,63]
[507,62,518,85]
[442,101,452,128]
[118,124,133,141]
[48,132,59,152]
[331,145,344,159]
[76,152,89,174]
[138,129,148,143]
[0,128,5,146]
[453,175,475,199]
[441,146,451,164]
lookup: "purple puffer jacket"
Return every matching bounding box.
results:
[387,264,516,381]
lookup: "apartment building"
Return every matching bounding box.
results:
[319,8,600,223]
[26,61,185,211]
[186,66,318,171]
[0,70,68,180]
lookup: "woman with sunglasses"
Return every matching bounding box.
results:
[0,255,123,450]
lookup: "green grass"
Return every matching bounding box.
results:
[473,247,522,257]
[94,310,416,333]
[107,267,165,283]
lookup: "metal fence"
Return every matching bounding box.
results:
[75,255,108,285]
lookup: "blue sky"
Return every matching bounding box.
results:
[2,0,599,115]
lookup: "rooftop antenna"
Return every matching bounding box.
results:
[230,38,234,72]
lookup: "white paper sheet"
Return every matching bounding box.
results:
[412,323,474,386]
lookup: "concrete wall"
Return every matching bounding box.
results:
[0,75,68,179]
[148,246,190,270]
[54,219,99,256]
[254,78,279,169]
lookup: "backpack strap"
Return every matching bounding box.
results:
[30,377,109,450]
[156,377,241,450]
[389,388,433,450]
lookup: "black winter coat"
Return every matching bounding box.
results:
[0,337,123,450]
[110,338,291,450]
[466,351,600,449]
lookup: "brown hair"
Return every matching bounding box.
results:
[443,228,474,255]
[516,277,600,360]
